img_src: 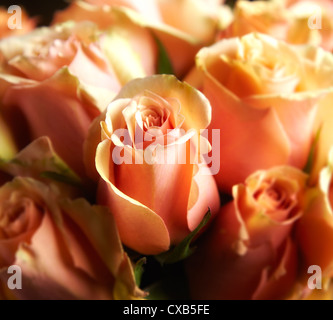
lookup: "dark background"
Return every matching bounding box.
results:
[1,0,70,26]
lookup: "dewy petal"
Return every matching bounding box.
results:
[96,139,170,254]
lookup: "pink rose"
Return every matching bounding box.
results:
[0,137,143,300]
[185,32,333,192]
[0,177,143,300]
[84,74,220,255]
[186,165,333,300]
[0,21,141,178]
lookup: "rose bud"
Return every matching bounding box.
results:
[0,177,144,300]
[185,32,333,192]
[84,74,220,255]
[186,166,310,300]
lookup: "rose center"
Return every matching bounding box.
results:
[0,198,43,239]
[253,185,286,209]
[140,107,167,131]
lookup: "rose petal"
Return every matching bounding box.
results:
[114,74,212,133]
[2,68,101,178]
[187,163,220,231]
[203,74,291,191]
[297,188,333,277]
[96,139,170,254]
[252,237,298,300]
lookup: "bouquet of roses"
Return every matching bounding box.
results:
[0,0,333,300]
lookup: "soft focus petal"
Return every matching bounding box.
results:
[2,68,101,178]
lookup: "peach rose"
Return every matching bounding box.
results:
[0,176,143,300]
[185,32,333,192]
[219,0,333,52]
[53,0,232,77]
[0,6,36,39]
[0,21,146,178]
[0,21,136,91]
[186,166,333,300]
[84,74,220,255]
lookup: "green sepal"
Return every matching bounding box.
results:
[155,208,211,265]
[154,35,174,75]
[134,257,147,288]
[304,126,322,175]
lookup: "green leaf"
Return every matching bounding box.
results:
[304,126,322,174]
[134,257,147,287]
[154,35,174,75]
[155,208,211,265]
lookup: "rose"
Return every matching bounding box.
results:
[1,69,101,179]
[187,166,333,299]
[185,166,333,300]
[0,21,146,178]
[186,166,307,300]
[0,6,36,39]
[0,20,150,87]
[53,0,232,77]
[185,32,333,192]
[0,136,144,300]
[0,176,143,300]
[218,0,333,51]
[84,74,220,255]
[0,136,143,300]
